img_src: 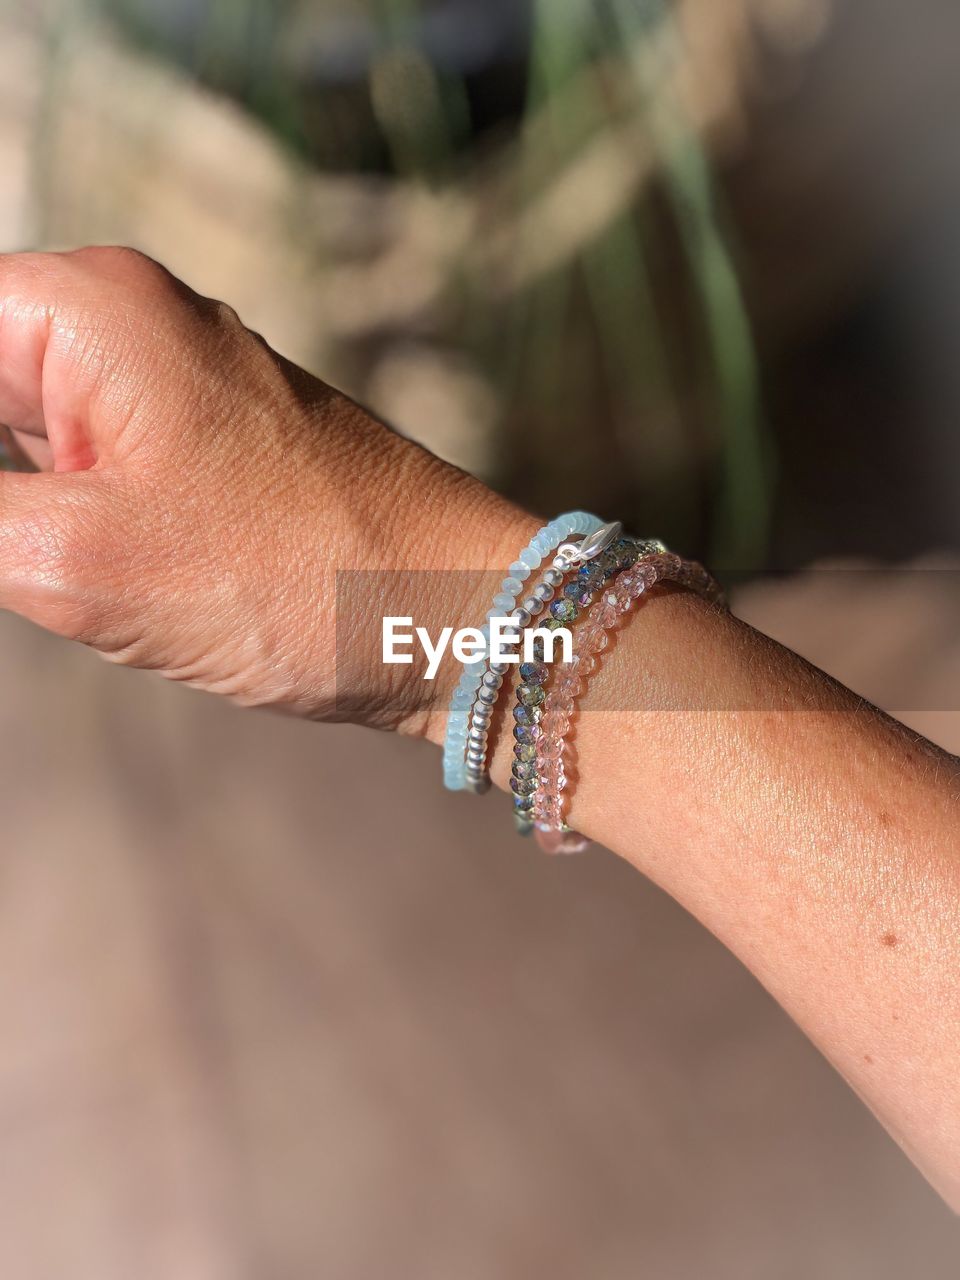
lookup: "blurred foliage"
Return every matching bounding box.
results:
[24,0,773,567]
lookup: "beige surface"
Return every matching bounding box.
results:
[0,568,958,1279]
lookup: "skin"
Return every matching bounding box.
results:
[1,247,959,1206]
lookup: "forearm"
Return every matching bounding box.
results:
[419,506,960,1205]
[2,246,956,1206]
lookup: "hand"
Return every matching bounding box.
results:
[0,247,531,730]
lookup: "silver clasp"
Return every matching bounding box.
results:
[563,520,623,566]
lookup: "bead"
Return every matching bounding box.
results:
[614,538,639,569]
[549,598,577,623]
[522,596,544,616]
[538,766,566,791]
[578,623,603,650]
[512,793,535,813]
[539,737,564,760]
[481,670,502,689]
[518,682,545,707]
[466,748,485,766]
[596,600,619,629]
[511,607,532,629]
[519,661,548,684]
[554,675,582,699]
[514,742,537,762]
[597,550,619,578]
[519,547,542,570]
[535,828,590,856]
[563,581,591,605]
[501,577,524,596]
[658,552,682,576]
[490,660,511,676]
[533,583,555,604]
[477,688,497,706]
[512,760,537,782]
[542,616,566,631]
[514,724,541,744]
[542,567,564,587]
[513,704,542,726]
[510,775,538,797]
[492,592,515,611]
[509,561,532,581]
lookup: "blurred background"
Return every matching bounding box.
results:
[1,0,959,1275]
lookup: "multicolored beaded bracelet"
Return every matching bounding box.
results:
[461,520,630,793]
[532,549,724,855]
[509,534,665,834]
[442,510,607,792]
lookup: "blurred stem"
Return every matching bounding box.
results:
[31,0,88,245]
[655,111,773,571]
[369,0,465,179]
[504,0,598,433]
[611,0,773,568]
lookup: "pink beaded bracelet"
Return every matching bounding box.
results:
[532,549,724,855]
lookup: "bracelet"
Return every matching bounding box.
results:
[509,533,665,833]
[532,548,724,854]
[442,511,611,792]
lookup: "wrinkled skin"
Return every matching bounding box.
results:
[0,247,529,731]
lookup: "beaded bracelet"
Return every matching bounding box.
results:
[442,510,608,792]
[532,549,723,855]
[461,520,632,793]
[509,534,665,834]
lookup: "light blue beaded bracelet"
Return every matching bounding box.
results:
[442,511,605,792]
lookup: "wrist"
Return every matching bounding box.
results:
[284,391,538,732]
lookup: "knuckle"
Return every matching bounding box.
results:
[68,244,168,289]
[66,247,186,327]
[213,299,243,330]
[197,296,252,346]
